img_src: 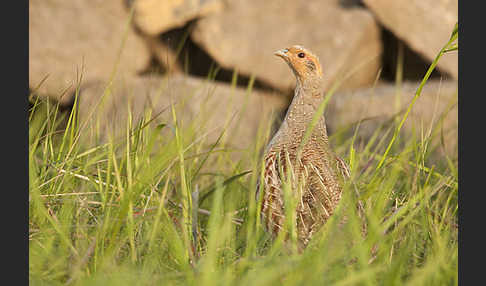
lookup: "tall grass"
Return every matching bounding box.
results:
[29,24,458,285]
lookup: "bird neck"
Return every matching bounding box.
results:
[282,79,329,143]
[296,74,323,94]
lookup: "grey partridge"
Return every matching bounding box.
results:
[257,45,350,247]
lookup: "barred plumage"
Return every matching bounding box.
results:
[258,45,349,248]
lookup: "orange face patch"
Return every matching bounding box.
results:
[275,45,323,78]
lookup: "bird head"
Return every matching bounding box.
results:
[274,45,323,84]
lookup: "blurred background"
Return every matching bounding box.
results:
[29,0,458,157]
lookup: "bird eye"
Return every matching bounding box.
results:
[298,52,305,58]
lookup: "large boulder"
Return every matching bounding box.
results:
[132,0,223,36]
[29,0,151,104]
[76,74,287,152]
[362,0,458,79]
[191,0,382,93]
[141,33,183,74]
[326,80,458,157]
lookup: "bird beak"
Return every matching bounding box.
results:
[274,48,289,59]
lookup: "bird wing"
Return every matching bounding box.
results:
[255,148,287,235]
[335,155,351,179]
[256,149,282,200]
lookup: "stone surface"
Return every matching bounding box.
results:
[141,34,183,74]
[29,0,151,104]
[362,0,458,78]
[326,80,458,157]
[191,0,382,93]
[132,0,223,36]
[76,74,287,151]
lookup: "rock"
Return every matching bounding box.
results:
[76,74,287,153]
[326,80,458,157]
[362,0,458,79]
[132,0,223,36]
[191,0,382,93]
[29,0,151,104]
[142,34,183,74]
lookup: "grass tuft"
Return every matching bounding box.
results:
[29,24,458,285]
